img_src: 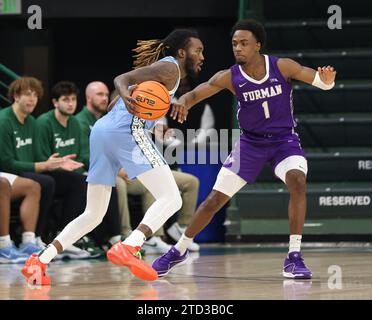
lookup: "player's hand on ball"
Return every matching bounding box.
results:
[121,85,138,115]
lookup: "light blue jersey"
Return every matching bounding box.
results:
[87,56,180,186]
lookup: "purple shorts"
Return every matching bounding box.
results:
[223,132,306,184]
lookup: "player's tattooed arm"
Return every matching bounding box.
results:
[113,61,178,114]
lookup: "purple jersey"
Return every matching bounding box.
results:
[231,55,296,137]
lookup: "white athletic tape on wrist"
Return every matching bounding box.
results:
[312,71,335,90]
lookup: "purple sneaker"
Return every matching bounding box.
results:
[152,246,189,277]
[283,251,312,279]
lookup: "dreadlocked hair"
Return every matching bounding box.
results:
[132,40,167,69]
[132,29,199,69]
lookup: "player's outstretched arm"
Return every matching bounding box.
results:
[171,69,233,123]
[278,58,336,89]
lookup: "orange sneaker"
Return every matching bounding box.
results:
[21,253,51,286]
[107,242,158,281]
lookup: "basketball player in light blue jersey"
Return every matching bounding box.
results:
[22,29,204,284]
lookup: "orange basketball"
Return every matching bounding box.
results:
[131,81,171,121]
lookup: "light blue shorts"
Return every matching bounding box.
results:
[86,115,167,186]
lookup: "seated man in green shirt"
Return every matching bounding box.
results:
[0,77,82,256]
[39,81,123,254]
[75,81,109,170]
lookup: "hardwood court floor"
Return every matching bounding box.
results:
[1,244,372,300]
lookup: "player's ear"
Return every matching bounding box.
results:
[177,48,186,59]
[256,41,261,52]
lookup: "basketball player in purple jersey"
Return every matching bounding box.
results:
[153,19,336,279]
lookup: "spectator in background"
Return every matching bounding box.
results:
[0,77,69,249]
[76,82,110,170]
[37,81,123,256]
[0,173,42,263]
[36,81,86,231]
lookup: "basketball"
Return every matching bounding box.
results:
[131,81,171,121]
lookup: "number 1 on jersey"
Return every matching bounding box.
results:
[262,101,270,119]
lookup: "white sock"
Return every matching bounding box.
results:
[123,230,146,248]
[109,235,122,246]
[175,233,193,255]
[289,234,302,253]
[22,231,36,244]
[0,235,11,248]
[39,244,58,264]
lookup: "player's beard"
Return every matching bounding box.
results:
[185,56,199,78]
[235,57,246,65]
